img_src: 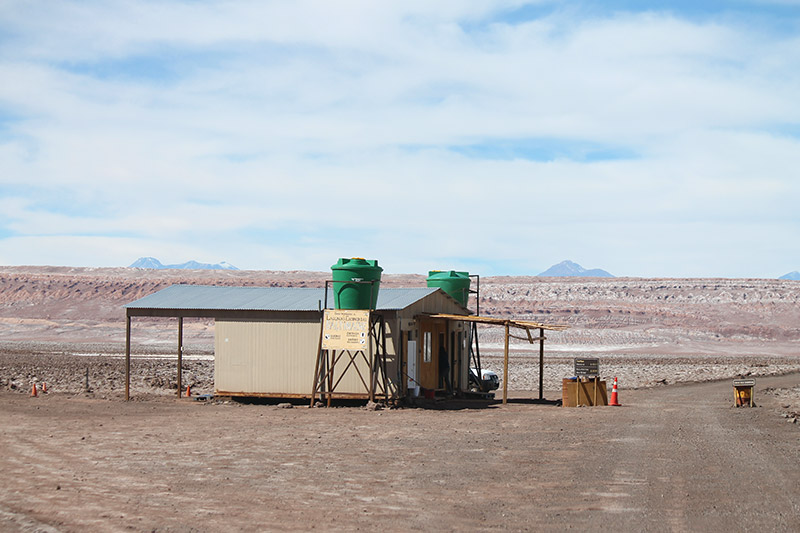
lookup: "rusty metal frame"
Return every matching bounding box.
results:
[310,312,391,406]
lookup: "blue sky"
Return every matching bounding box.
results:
[0,1,799,277]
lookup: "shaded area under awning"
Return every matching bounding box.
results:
[424,313,569,404]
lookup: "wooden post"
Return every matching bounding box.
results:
[177,316,183,398]
[503,322,510,404]
[311,316,325,406]
[538,327,544,400]
[125,314,131,401]
[369,317,375,402]
[326,351,333,407]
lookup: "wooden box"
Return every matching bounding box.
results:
[562,378,608,407]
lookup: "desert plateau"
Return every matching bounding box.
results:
[1,266,799,531]
[1,265,799,395]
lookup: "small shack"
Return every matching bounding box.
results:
[124,284,472,401]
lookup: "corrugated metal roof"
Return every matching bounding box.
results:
[124,285,443,312]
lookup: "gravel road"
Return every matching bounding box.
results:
[1,374,798,532]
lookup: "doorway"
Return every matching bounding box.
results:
[418,319,447,390]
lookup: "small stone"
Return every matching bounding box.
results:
[56,485,61,490]
[364,401,382,411]
[277,402,293,409]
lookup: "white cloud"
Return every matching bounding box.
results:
[0,1,798,276]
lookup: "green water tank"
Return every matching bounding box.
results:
[331,258,383,310]
[426,270,471,307]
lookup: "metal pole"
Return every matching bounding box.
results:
[468,274,481,315]
[125,314,131,401]
[475,275,480,316]
[503,322,510,404]
[539,327,544,400]
[177,316,183,398]
[473,322,482,374]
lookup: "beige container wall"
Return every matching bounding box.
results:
[215,314,402,397]
[215,317,321,395]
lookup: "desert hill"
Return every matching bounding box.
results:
[0,265,798,358]
[129,257,239,270]
[537,259,614,278]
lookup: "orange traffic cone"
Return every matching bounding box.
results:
[42,382,47,393]
[31,384,38,397]
[609,377,621,406]
[185,385,191,398]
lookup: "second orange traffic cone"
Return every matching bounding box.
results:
[185,385,191,398]
[31,384,38,397]
[609,377,621,406]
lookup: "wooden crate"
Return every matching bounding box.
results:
[562,378,608,407]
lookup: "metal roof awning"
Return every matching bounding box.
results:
[124,284,445,316]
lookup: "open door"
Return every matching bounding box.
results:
[419,319,447,390]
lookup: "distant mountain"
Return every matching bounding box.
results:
[129,257,238,270]
[129,257,164,269]
[538,260,614,278]
[779,271,800,280]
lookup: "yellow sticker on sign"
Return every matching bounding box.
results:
[322,309,370,351]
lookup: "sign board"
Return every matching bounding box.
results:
[733,378,756,387]
[574,358,599,378]
[321,309,370,351]
[400,319,416,332]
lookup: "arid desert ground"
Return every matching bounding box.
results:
[1,266,799,531]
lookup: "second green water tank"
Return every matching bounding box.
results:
[426,270,471,307]
[331,258,383,310]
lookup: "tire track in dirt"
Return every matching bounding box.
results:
[591,379,800,531]
[0,376,798,531]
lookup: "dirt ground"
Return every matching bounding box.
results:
[2,267,799,531]
[1,373,799,532]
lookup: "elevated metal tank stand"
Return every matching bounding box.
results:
[311,311,390,406]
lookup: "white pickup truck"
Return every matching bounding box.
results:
[469,367,500,392]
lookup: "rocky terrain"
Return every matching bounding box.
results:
[2,266,800,532]
[0,265,799,397]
